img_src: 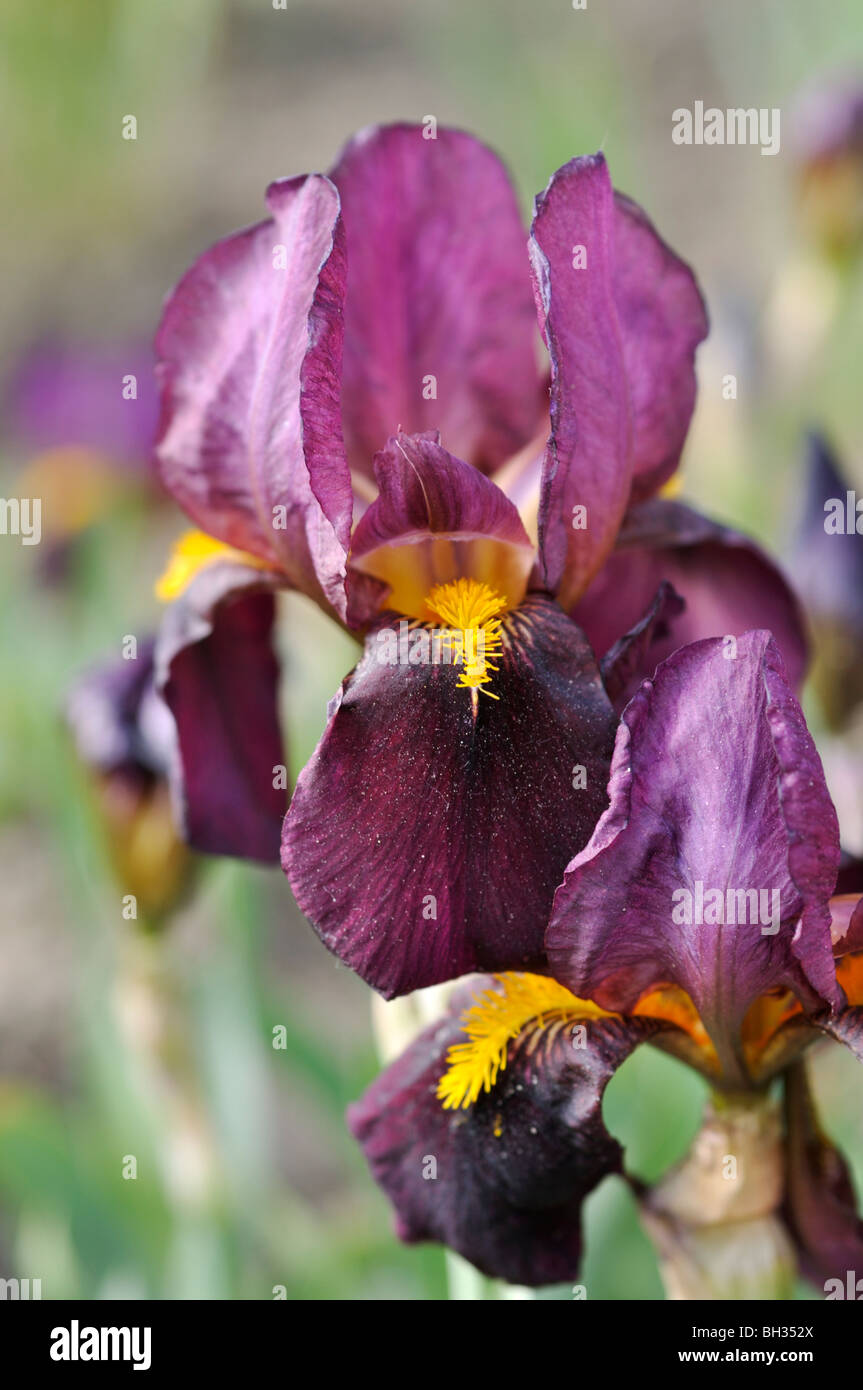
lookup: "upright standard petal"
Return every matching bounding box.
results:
[348,975,663,1285]
[155,175,353,619]
[331,124,543,476]
[572,499,808,689]
[613,195,708,500]
[529,154,632,609]
[548,633,842,1085]
[283,596,617,997]
[155,562,287,863]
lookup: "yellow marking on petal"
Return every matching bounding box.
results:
[155,530,268,601]
[424,577,507,704]
[659,473,683,499]
[437,972,613,1111]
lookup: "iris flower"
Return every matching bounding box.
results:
[66,640,191,919]
[152,124,805,995]
[348,632,863,1287]
[792,431,863,729]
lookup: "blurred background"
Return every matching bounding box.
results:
[1,0,863,1300]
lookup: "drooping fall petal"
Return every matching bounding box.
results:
[155,174,353,619]
[348,975,664,1285]
[547,632,842,1084]
[330,124,542,477]
[283,596,616,997]
[572,498,808,689]
[155,562,287,863]
[599,580,685,711]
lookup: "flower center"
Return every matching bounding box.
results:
[437,972,612,1111]
[424,577,507,702]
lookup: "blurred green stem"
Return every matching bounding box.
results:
[640,1090,795,1300]
[113,927,221,1219]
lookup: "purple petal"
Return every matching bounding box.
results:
[573,499,808,689]
[613,194,708,501]
[283,596,616,997]
[529,154,632,608]
[782,1062,863,1291]
[791,432,863,726]
[348,979,662,1285]
[331,123,542,477]
[599,580,685,711]
[156,175,353,619]
[350,431,535,609]
[155,562,287,863]
[66,637,170,782]
[547,632,842,1084]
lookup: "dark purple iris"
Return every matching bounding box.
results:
[152,123,806,998]
[349,633,863,1287]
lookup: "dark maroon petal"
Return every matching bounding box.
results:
[599,580,685,711]
[283,596,616,997]
[156,175,353,619]
[529,154,632,609]
[330,124,542,478]
[573,499,808,689]
[791,432,863,726]
[613,194,708,501]
[548,632,842,1084]
[348,983,662,1285]
[782,1062,863,1291]
[155,563,287,863]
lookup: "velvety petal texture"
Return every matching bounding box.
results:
[331,124,542,477]
[548,632,842,1085]
[348,978,663,1285]
[573,499,808,689]
[155,562,287,863]
[283,596,617,997]
[156,175,353,618]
